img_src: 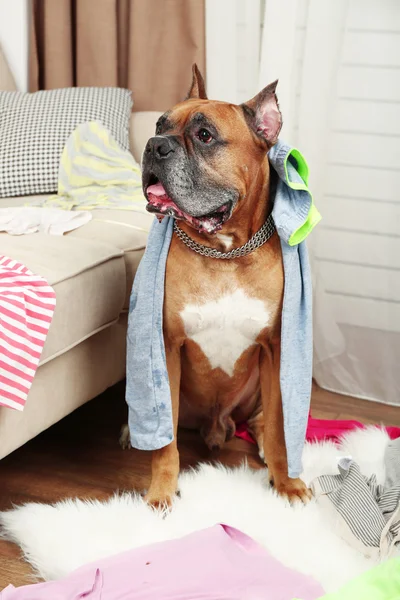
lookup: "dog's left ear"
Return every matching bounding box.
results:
[241,80,282,146]
[186,64,208,100]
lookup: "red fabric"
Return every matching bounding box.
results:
[235,414,400,446]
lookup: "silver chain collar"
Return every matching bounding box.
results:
[173,213,276,260]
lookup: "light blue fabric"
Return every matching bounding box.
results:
[126,139,315,478]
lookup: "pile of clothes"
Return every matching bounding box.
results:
[239,416,400,562]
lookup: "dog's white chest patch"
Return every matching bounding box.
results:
[180,289,270,376]
[216,233,233,250]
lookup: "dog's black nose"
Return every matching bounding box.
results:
[146,136,176,159]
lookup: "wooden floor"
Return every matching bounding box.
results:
[1,381,400,589]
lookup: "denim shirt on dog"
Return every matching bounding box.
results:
[125,139,321,479]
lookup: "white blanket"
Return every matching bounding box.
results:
[0,427,393,592]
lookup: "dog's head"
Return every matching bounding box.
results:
[142,65,282,234]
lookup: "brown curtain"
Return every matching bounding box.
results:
[29,0,206,112]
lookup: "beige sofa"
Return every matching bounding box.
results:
[0,48,162,459]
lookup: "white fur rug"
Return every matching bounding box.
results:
[0,428,391,593]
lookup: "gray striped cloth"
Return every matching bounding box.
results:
[311,437,400,560]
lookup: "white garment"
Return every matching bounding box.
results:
[0,207,92,236]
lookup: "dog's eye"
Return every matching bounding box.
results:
[197,128,213,144]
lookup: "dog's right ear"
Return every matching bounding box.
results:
[186,64,208,100]
[241,80,282,146]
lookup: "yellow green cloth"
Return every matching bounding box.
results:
[284,147,321,246]
[295,558,400,600]
[39,120,147,213]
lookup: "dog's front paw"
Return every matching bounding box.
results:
[144,478,179,512]
[145,487,180,512]
[144,491,175,512]
[270,474,312,504]
[119,423,131,450]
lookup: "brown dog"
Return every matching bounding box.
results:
[121,65,311,507]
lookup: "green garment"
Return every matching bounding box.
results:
[295,558,400,600]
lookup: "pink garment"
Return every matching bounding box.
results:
[1,525,324,599]
[0,255,56,410]
[306,415,400,443]
[236,415,400,446]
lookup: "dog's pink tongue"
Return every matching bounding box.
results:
[147,183,167,197]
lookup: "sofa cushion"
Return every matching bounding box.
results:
[0,231,126,364]
[66,209,154,307]
[0,87,132,198]
[0,196,155,310]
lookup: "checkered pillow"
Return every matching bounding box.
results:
[0,87,132,197]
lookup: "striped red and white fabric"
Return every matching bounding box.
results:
[0,255,56,410]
